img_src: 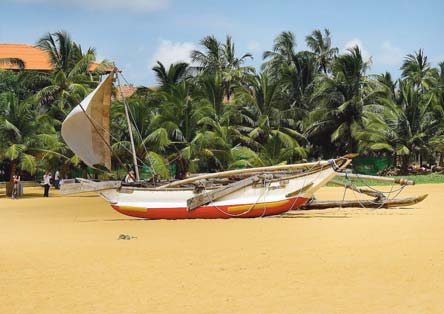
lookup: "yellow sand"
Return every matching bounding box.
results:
[1,184,443,314]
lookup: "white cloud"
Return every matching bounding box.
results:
[344,38,371,62]
[378,41,404,66]
[150,40,196,69]
[247,40,260,52]
[9,0,169,13]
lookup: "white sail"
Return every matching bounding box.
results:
[61,73,113,171]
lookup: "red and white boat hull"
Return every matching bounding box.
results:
[100,166,337,219]
[110,196,309,219]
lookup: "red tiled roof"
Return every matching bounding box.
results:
[0,43,109,72]
[0,44,52,70]
[115,85,138,101]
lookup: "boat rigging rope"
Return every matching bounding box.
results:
[342,173,407,210]
[77,100,130,173]
[352,173,408,195]
[76,103,154,177]
[76,71,158,178]
[202,179,270,217]
[117,72,157,175]
[287,162,326,212]
[116,72,158,177]
[201,161,327,217]
[119,72,183,171]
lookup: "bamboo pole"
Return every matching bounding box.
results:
[335,173,415,185]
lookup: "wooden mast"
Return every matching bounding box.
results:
[116,71,140,181]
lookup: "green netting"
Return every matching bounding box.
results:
[352,157,394,175]
[140,165,152,180]
[140,163,175,179]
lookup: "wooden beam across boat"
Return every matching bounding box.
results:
[158,159,345,189]
[300,194,428,210]
[187,175,260,211]
[60,178,121,195]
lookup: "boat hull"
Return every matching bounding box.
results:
[99,165,339,220]
[110,196,309,219]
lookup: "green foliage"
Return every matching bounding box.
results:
[146,151,170,179]
[1,30,444,179]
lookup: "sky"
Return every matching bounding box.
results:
[0,0,443,86]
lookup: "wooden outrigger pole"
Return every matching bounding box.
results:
[297,172,426,210]
[301,194,428,210]
[335,173,415,186]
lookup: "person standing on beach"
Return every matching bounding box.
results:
[54,170,60,189]
[43,171,51,197]
[11,174,20,200]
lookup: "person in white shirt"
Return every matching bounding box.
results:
[43,171,51,197]
[54,170,60,189]
[124,170,136,184]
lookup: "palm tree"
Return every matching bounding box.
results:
[280,50,318,112]
[263,31,317,114]
[0,92,58,188]
[243,72,280,118]
[305,28,338,74]
[37,31,96,74]
[239,72,307,164]
[430,61,444,166]
[357,81,439,173]
[191,35,224,73]
[197,72,225,116]
[35,31,101,122]
[152,61,190,90]
[192,35,253,101]
[36,70,90,122]
[375,72,397,98]
[143,81,215,177]
[262,31,297,76]
[401,49,437,91]
[307,46,375,155]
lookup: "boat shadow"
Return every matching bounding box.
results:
[78,218,146,222]
[78,208,416,222]
[274,213,351,219]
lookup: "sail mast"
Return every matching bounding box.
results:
[116,72,140,181]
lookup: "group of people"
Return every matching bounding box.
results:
[10,170,61,200]
[10,168,137,200]
[42,170,60,197]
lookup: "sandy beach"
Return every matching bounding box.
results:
[1,184,443,314]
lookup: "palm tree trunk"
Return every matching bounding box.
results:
[175,158,188,180]
[400,155,410,175]
[348,130,355,154]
